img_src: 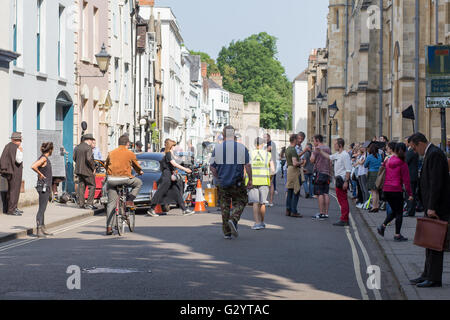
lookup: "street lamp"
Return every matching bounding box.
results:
[328,101,339,149]
[95,43,112,75]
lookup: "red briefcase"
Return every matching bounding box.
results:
[414,217,449,252]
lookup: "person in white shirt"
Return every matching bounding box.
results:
[318,138,352,226]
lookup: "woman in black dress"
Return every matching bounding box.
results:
[31,142,54,238]
[147,139,194,216]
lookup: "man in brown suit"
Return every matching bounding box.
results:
[73,134,96,209]
[0,132,24,216]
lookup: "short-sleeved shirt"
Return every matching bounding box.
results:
[210,141,250,188]
[313,145,331,176]
[285,146,298,167]
[160,152,175,173]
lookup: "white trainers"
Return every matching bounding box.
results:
[252,224,263,230]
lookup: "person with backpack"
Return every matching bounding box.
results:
[377,143,413,242]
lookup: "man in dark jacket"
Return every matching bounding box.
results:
[405,137,419,217]
[409,132,450,288]
[0,132,24,216]
[73,134,96,209]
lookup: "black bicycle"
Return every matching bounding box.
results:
[107,178,136,236]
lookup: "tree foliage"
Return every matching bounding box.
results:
[216,32,292,129]
[189,50,220,76]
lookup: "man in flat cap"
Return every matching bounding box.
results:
[0,132,24,216]
[73,134,96,209]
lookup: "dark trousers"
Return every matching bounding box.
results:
[356,177,364,204]
[77,174,95,207]
[36,190,50,226]
[421,248,444,283]
[151,173,186,211]
[383,192,404,234]
[406,180,418,216]
[6,174,22,214]
[286,189,299,214]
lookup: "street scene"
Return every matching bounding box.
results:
[0,0,450,304]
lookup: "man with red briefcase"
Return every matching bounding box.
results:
[409,133,450,288]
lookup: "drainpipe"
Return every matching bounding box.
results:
[437,0,446,151]
[390,1,394,138]
[379,0,384,137]
[345,0,349,94]
[414,0,419,133]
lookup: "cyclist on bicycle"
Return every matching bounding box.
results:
[104,135,144,235]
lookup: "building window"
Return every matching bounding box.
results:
[37,103,43,130]
[13,100,19,132]
[124,63,129,104]
[124,18,128,44]
[58,5,64,77]
[82,1,88,59]
[113,12,117,37]
[93,7,98,60]
[336,9,339,30]
[37,0,43,72]
[114,58,119,100]
[13,0,19,66]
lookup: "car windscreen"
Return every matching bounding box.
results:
[138,159,161,172]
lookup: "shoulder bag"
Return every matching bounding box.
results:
[375,159,387,190]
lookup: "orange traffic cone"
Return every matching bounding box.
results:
[194,179,207,213]
[152,181,164,214]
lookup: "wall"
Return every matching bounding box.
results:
[10,0,75,204]
[293,78,308,140]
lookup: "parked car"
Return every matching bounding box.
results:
[133,153,164,210]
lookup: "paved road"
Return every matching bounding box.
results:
[0,179,403,300]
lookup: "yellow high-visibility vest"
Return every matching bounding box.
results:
[245,149,271,186]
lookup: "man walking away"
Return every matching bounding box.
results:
[104,135,144,235]
[0,132,24,216]
[318,138,352,226]
[405,137,419,217]
[311,134,332,220]
[409,133,450,288]
[210,126,252,239]
[285,134,303,218]
[73,134,97,210]
[247,138,274,230]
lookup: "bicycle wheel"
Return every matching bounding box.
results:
[127,209,135,232]
[116,204,126,236]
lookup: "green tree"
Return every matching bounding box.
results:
[216,32,292,129]
[189,50,220,76]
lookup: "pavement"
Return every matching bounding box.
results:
[0,178,399,300]
[355,200,450,300]
[0,202,103,243]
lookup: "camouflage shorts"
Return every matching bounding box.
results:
[218,182,248,236]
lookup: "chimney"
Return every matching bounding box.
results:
[201,62,207,78]
[210,73,223,87]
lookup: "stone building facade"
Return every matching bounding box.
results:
[229,92,244,133]
[308,0,450,144]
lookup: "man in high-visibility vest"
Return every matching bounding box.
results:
[246,137,275,230]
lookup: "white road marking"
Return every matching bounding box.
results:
[0,217,102,252]
[348,213,383,300]
[345,225,369,300]
[330,192,380,300]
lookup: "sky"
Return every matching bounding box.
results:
[155,0,329,81]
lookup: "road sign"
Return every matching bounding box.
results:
[426,96,450,109]
[426,45,450,97]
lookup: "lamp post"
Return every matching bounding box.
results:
[284,112,288,148]
[328,101,339,149]
[77,43,111,138]
[316,92,324,137]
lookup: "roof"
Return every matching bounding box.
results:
[294,69,308,82]
[208,78,223,90]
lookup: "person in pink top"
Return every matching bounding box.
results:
[377,142,414,242]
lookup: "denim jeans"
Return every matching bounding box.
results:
[303,173,314,196]
[286,189,300,214]
[350,180,357,198]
